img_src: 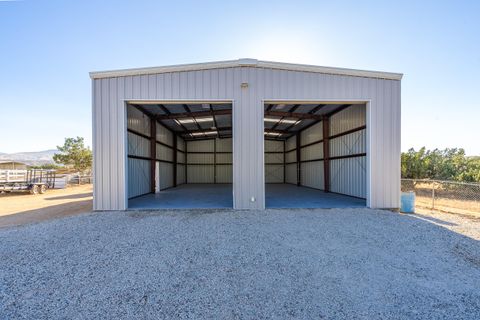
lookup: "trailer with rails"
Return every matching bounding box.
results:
[0,170,56,194]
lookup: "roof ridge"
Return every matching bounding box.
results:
[90,58,402,80]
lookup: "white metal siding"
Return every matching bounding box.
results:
[93,66,400,210]
[285,135,296,151]
[156,122,174,146]
[159,162,174,190]
[300,121,323,145]
[128,158,150,198]
[265,140,284,183]
[177,164,186,185]
[285,164,297,184]
[329,106,367,198]
[127,132,150,158]
[301,143,323,161]
[187,166,214,183]
[330,157,366,198]
[301,161,324,190]
[216,165,233,183]
[330,105,366,135]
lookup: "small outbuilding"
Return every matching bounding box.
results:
[90,59,402,210]
[0,161,28,170]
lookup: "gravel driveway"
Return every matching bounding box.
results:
[1,208,480,319]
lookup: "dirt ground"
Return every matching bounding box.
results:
[0,184,92,228]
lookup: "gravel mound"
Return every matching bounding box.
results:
[1,208,479,319]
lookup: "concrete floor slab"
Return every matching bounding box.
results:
[128,184,233,209]
[266,184,366,208]
[129,183,365,209]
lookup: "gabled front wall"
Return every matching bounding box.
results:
[92,67,400,210]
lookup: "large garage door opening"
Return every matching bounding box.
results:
[264,103,367,208]
[126,102,233,209]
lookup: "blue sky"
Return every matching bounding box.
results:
[1,0,479,154]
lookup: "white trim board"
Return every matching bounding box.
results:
[90,58,403,81]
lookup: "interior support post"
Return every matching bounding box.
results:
[323,116,330,192]
[185,141,188,183]
[173,136,177,187]
[283,140,286,183]
[150,118,156,193]
[296,132,301,186]
[213,138,217,184]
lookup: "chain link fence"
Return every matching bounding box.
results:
[401,179,480,215]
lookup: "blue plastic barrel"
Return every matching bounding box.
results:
[401,192,415,213]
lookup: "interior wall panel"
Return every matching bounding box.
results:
[177,164,186,185]
[216,138,232,152]
[330,157,367,198]
[330,130,366,158]
[216,165,233,183]
[285,163,297,184]
[187,165,214,183]
[265,165,284,183]
[127,132,150,158]
[285,136,296,151]
[156,144,174,161]
[156,122,174,146]
[216,153,232,163]
[301,143,323,161]
[300,121,323,145]
[128,158,150,198]
[285,151,296,163]
[330,105,366,135]
[301,161,324,190]
[158,162,174,190]
[328,106,367,198]
[127,107,150,135]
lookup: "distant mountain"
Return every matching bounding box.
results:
[0,149,58,165]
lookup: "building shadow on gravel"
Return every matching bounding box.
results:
[0,199,92,228]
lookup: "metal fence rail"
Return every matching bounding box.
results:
[401,179,480,215]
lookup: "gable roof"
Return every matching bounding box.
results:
[90,58,403,81]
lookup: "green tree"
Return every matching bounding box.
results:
[53,137,92,172]
[401,147,480,183]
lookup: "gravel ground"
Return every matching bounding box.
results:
[1,208,480,319]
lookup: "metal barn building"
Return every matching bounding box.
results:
[90,59,402,211]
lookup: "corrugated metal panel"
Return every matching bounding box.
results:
[285,150,296,163]
[177,151,185,164]
[156,122,174,146]
[177,136,185,151]
[285,136,296,151]
[187,165,214,183]
[156,144,174,161]
[187,140,214,152]
[265,153,283,164]
[127,132,150,157]
[264,140,283,152]
[216,153,232,163]
[127,107,150,135]
[300,121,323,145]
[128,158,150,198]
[265,165,283,183]
[330,105,366,135]
[216,138,232,152]
[176,164,186,184]
[216,165,233,183]
[301,161,324,190]
[330,157,366,198]
[187,154,214,164]
[93,65,400,210]
[159,162,174,190]
[330,130,366,157]
[301,143,323,161]
[285,164,297,184]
